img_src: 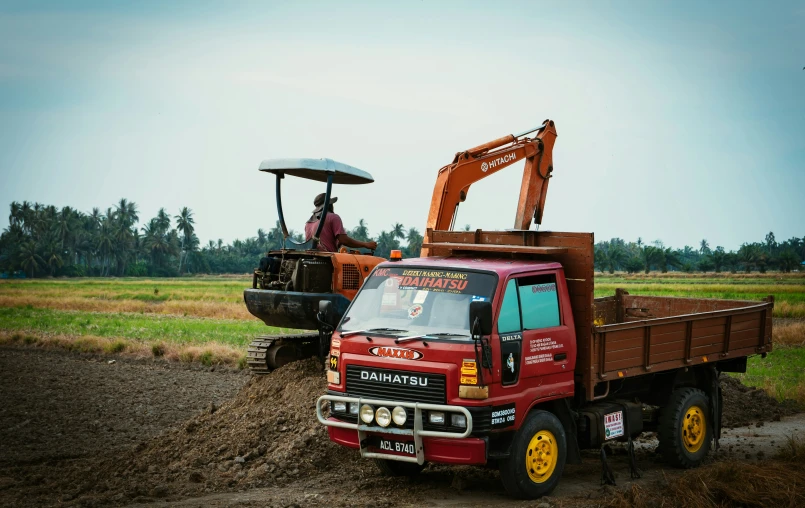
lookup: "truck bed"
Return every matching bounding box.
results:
[587,291,773,399]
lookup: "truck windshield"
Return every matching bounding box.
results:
[339,267,497,338]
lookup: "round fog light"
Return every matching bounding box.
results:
[375,407,392,427]
[359,404,374,424]
[392,406,407,426]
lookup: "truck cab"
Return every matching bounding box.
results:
[317,255,578,494]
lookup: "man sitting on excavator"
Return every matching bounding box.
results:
[304,193,377,253]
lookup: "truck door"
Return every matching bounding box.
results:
[496,272,573,387]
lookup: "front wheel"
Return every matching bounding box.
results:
[500,410,567,499]
[657,387,712,468]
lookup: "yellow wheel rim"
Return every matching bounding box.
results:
[526,430,558,483]
[682,405,706,453]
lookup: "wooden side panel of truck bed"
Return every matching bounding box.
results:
[590,292,773,400]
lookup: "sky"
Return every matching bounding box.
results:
[1,0,803,251]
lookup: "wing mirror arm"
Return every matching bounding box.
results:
[469,301,494,382]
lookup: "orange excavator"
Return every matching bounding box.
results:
[244,120,558,373]
[423,119,558,255]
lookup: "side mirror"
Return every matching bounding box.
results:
[469,301,493,336]
[319,300,334,326]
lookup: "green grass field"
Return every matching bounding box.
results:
[595,274,805,318]
[0,274,803,401]
[0,306,267,347]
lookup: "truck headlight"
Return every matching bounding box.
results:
[428,411,445,425]
[359,404,374,424]
[375,407,392,427]
[333,401,347,413]
[451,414,467,428]
[392,406,407,426]
[349,402,359,415]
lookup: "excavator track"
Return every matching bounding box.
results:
[246,332,321,374]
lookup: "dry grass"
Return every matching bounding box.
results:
[0,295,252,320]
[0,330,246,368]
[606,436,805,508]
[774,301,805,319]
[773,321,805,347]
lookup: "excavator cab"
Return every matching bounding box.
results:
[244,159,385,373]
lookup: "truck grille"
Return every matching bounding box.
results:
[345,365,446,404]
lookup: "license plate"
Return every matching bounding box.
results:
[377,439,416,456]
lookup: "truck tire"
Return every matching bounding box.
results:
[373,459,424,477]
[499,410,567,499]
[658,387,712,468]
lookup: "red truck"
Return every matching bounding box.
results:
[316,230,774,499]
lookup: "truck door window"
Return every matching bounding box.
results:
[497,279,522,334]
[517,274,560,329]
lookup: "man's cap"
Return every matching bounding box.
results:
[312,193,338,212]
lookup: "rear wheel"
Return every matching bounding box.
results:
[373,459,424,477]
[500,410,566,499]
[658,387,712,468]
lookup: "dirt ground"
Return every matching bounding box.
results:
[0,345,802,508]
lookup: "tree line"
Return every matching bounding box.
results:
[1,200,802,277]
[594,234,804,274]
[0,200,425,277]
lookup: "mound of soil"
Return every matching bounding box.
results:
[721,376,797,428]
[49,358,373,505]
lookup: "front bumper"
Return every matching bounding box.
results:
[316,395,476,465]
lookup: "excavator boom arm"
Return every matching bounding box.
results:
[423,120,558,255]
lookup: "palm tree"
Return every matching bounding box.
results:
[53,206,74,250]
[641,246,662,274]
[175,207,195,273]
[18,241,44,278]
[351,219,370,242]
[20,201,32,233]
[9,201,21,226]
[115,198,140,228]
[391,223,405,240]
[89,207,102,228]
[738,243,758,273]
[42,238,64,276]
[156,208,171,233]
[96,221,114,276]
[659,247,682,273]
[765,231,776,253]
[699,239,711,255]
[406,227,423,256]
[375,231,399,259]
[778,250,799,273]
[711,247,727,273]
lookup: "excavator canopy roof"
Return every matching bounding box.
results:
[259,158,374,185]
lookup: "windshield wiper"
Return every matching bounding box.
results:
[340,328,408,338]
[396,332,469,343]
[339,329,368,337]
[366,328,408,334]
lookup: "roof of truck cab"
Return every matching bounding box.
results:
[381,256,563,277]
